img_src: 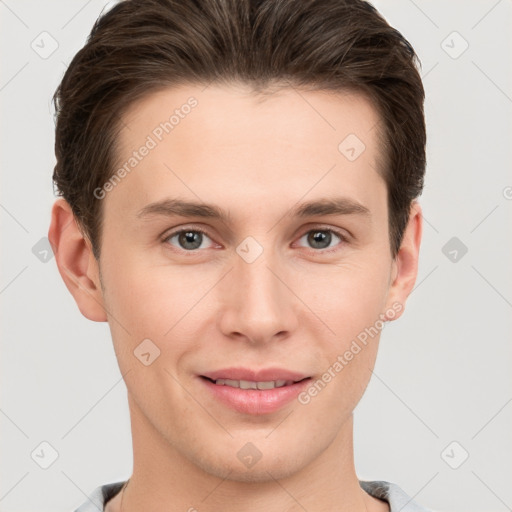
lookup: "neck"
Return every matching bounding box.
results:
[118,394,384,512]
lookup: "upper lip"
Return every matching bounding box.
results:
[201,367,310,382]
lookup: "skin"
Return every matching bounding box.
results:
[48,83,422,512]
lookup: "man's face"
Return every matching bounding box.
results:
[94,84,404,481]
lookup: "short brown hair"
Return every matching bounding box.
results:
[52,0,426,260]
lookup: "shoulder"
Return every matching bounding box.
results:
[73,481,126,512]
[359,480,434,512]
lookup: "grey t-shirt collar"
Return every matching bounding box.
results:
[74,479,433,512]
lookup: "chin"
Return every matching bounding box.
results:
[202,457,302,483]
[191,442,313,484]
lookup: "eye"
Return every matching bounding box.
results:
[163,228,216,252]
[296,228,347,253]
[161,226,348,254]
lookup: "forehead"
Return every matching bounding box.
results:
[117,83,381,151]
[106,83,385,224]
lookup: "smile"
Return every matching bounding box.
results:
[199,368,312,414]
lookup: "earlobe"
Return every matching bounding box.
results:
[48,198,108,322]
[384,201,423,321]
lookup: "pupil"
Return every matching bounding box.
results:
[309,231,330,249]
[180,231,202,250]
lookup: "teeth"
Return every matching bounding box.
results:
[256,381,276,390]
[214,379,294,389]
[240,380,257,389]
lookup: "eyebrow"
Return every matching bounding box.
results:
[136,197,371,222]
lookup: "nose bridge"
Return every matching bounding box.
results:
[218,239,297,344]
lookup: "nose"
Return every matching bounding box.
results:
[217,246,299,346]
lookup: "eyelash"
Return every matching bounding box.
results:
[161,225,349,255]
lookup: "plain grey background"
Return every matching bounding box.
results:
[1,1,511,511]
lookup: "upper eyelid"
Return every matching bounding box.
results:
[163,226,225,250]
[294,228,348,250]
[161,226,215,244]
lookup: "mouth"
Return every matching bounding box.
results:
[198,368,312,415]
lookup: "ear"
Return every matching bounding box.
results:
[383,201,423,321]
[48,198,107,322]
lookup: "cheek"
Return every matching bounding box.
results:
[105,269,166,333]
[101,248,186,328]
[296,258,390,402]
[304,257,391,339]
[101,254,216,367]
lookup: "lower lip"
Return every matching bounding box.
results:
[200,377,311,415]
